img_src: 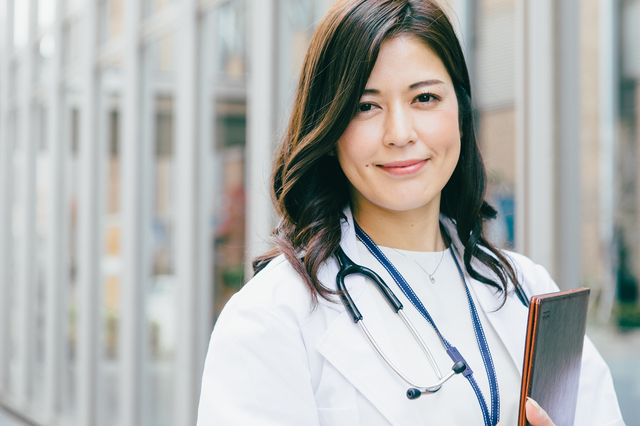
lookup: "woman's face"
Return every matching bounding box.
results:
[337,35,460,220]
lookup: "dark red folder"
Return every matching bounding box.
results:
[518,288,590,426]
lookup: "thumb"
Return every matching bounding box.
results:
[525,397,556,426]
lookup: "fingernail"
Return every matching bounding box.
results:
[527,397,542,414]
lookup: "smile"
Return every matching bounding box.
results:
[377,159,427,176]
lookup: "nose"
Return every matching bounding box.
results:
[383,105,418,147]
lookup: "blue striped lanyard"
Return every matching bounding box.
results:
[354,223,500,426]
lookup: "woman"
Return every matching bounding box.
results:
[198,1,624,425]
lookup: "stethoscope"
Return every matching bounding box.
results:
[335,223,529,425]
[335,246,467,398]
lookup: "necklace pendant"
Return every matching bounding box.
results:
[429,275,435,284]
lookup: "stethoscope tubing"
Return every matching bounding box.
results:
[336,246,462,393]
[357,319,443,392]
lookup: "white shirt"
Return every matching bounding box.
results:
[357,241,522,425]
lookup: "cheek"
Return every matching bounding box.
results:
[418,111,461,150]
[337,125,375,170]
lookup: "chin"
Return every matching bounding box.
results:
[370,198,440,214]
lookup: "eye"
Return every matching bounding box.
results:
[358,103,374,112]
[415,93,439,103]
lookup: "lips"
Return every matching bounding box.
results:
[377,159,427,175]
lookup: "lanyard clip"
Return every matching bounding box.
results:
[447,346,473,378]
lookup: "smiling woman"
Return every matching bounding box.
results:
[197,1,624,425]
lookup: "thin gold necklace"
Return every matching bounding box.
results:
[390,247,446,284]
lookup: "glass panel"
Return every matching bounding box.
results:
[212,139,246,320]
[13,0,29,48]
[63,19,81,70]
[142,33,176,426]
[61,104,80,423]
[217,0,247,83]
[32,105,49,411]
[98,67,122,426]
[616,0,640,321]
[99,0,123,46]
[38,0,55,30]
[37,34,55,87]
[276,0,316,133]
[479,110,516,249]
[143,0,173,19]
[65,0,83,12]
[8,110,20,400]
[8,62,18,103]
[203,4,248,322]
[280,0,314,75]
[475,0,517,249]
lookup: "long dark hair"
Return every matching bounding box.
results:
[253,0,519,307]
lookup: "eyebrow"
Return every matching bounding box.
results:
[362,79,445,95]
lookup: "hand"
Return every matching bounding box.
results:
[496,398,556,426]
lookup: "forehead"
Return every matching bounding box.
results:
[365,35,453,89]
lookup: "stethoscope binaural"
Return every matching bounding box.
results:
[335,222,529,426]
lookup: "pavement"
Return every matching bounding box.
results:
[0,407,29,426]
[587,323,640,425]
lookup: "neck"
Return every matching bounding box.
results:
[352,202,444,252]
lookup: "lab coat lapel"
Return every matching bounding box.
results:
[315,209,423,425]
[315,274,423,426]
[443,220,529,375]
[465,272,529,375]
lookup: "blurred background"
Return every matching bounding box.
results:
[0,0,638,425]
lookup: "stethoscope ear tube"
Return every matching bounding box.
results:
[335,248,363,322]
[335,247,404,321]
[337,273,362,322]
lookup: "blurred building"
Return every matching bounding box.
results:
[0,0,637,425]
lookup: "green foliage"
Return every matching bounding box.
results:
[223,265,245,290]
[616,302,640,329]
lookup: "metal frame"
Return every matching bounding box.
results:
[174,0,201,424]
[14,0,39,410]
[75,0,102,423]
[515,0,556,275]
[555,0,582,291]
[245,0,277,277]
[196,5,217,391]
[0,0,16,400]
[118,0,145,424]
[43,1,68,423]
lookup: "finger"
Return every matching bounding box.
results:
[525,397,556,426]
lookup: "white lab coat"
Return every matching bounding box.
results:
[197,209,624,425]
